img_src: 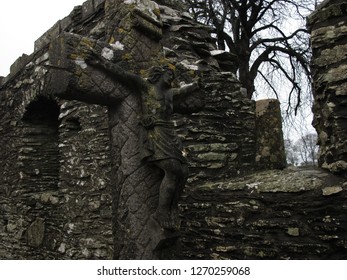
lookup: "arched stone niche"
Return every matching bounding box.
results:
[19,96,60,191]
[18,96,61,256]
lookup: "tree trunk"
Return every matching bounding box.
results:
[238,55,254,99]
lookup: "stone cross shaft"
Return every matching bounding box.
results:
[46,0,189,259]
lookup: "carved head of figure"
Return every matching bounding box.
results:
[147,65,175,87]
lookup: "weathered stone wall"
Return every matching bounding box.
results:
[0,66,113,259]
[0,0,112,259]
[158,6,257,181]
[308,0,347,177]
[179,168,347,259]
[174,0,347,260]
[0,0,258,259]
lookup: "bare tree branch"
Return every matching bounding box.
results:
[257,70,279,99]
[185,0,317,112]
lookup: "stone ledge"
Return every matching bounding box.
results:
[308,2,347,28]
[195,167,345,193]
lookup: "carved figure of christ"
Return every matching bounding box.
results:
[49,35,199,230]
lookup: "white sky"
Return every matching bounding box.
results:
[0,0,84,76]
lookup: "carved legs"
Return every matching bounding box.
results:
[152,159,188,230]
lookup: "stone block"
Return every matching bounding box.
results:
[27,218,45,247]
[34,21,61,52]
[9,53,32,78]
[82,0,95,19]
[60,15,72,32]
[307,1,347,27]
[255,99,286,170]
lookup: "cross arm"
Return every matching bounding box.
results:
[47,33,132,106]
[85,50,146,91]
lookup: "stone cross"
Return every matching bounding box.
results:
[47,0,197,259]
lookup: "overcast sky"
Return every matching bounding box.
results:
[0,0,84,76]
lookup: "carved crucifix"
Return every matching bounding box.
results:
[47,23,198,258]
[83,46,199,230]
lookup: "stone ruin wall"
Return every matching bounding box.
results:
[255,99,286,170]
[0,0,346,260]
[0,0,113,258]
[308,0,347,177]
[177,0,346,260]
[0,0,258,259]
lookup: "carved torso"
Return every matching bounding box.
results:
[142,83,174,120]
[139,81,186,164]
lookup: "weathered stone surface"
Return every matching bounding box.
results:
[27,218,45,248]
[156,0,187,10]
[178,167,347,259]
[322,186,343,196]
[308,0,347,177]
[255,99,286,170]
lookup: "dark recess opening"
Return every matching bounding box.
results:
[18,97,61,256]
[20,97,60,192]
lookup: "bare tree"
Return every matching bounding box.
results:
[295,133,318,166]
[284,138,299,166]
[185,0,320,114]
